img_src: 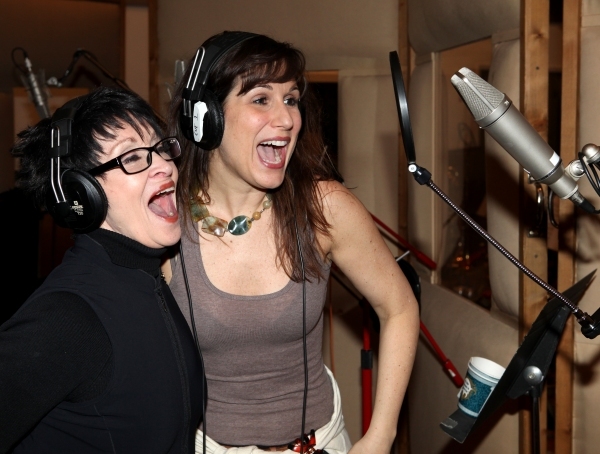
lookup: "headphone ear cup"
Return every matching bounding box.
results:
[47,169,108,233]
[197,89,224,150]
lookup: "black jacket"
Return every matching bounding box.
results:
[0,230,204,453]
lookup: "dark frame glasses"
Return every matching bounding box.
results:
[87,137,181,176]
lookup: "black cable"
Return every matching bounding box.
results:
[47,50,81,87]
[179,242,207,454]
[79,49,131,91]
[293,214,308,454]
[547,189,559,228]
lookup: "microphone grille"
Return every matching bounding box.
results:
[450,68,504,121]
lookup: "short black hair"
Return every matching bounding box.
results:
[12,86,164,209]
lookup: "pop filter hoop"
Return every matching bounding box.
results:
[389,51,417,167]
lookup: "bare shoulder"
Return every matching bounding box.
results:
[316,180,379,255]
[317,180,369,222]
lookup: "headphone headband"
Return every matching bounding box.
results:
[180,31,258,150]
[47,94,108,233]
[49,96,83,158]
[184,31,258,102]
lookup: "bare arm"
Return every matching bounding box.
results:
[319,180,420,452]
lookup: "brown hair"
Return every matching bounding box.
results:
[169,32,341,281]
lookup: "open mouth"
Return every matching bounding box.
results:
[148,183,178,223]
[257,139,288,168]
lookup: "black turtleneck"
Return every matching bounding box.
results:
[0,229,169,450]
[87,228,166,276]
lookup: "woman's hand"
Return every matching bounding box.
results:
[347,429,394,454]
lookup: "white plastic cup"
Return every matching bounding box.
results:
[457,357,505,417]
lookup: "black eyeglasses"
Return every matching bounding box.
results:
[87,137,182,176]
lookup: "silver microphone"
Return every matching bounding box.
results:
[450,67,591,209]
[22,54,50,119]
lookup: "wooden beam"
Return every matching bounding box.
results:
[554,0,581,452]
[396,2,410,453]
[306,70,338,84]
[69,0,149,5]
[397,0,410,242]
[119,0,126,83]
[520,0,550,453]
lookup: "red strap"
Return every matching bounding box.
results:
[370,214,437,270]
[420,321,464,388]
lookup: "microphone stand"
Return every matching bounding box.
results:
[410,162,595,452]
[47,49,166,125]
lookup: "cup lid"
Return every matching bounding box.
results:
[470,357,505,379]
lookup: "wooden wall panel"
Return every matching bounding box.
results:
[555,0,581,452]
[520,0,550,453]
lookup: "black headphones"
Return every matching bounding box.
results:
[47,96,108,233]
[180,31,257,150]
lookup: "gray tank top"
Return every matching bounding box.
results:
[170,230,334,446]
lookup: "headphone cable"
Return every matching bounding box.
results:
[179,241,207,454]
[294,214,308,453]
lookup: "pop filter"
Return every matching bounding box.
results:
[389,51,416,167]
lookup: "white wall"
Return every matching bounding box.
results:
[125,5,150,101]
[408,0,519,56]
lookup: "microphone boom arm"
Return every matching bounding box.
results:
[47,49,131,91]
[409,162,600,339]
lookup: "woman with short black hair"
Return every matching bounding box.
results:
[0,86,204,453]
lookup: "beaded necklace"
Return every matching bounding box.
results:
[190,193,272,237]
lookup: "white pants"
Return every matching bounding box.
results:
[195,367,352,454]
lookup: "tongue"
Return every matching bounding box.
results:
[149,193,177,218]
[257,144,282,164]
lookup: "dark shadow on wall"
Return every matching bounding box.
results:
[0,188,42,324]
[438,397,521,454]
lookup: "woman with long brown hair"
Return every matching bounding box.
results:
[165,31,419,454]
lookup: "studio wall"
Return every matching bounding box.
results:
[156,0,399,115]
[0,0,121,95]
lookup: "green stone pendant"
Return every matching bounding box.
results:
[228,215,252,235]
[191,193,271,237]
